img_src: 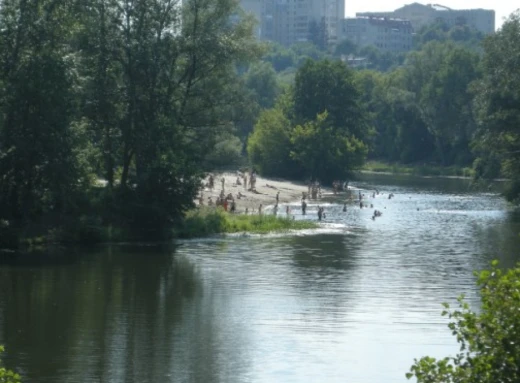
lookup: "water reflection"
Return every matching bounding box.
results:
[0,174,519,383]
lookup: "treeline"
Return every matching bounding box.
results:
[0,0,262,244]
[1,2,520,246]
[246,14,520,201]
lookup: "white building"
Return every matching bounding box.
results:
[357,3,495,34]
[338,17,413,52]
[239,0,345,46]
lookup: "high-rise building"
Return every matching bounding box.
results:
[239,0,345,46]
[356,3,495,34]
[338,16,413,52]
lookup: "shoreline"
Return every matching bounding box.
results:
[199,172,323,213]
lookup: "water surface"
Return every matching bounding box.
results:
[1,174,519,383]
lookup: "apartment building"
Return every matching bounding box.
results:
[239,0,345,46]
[357,3,495,34]
[338,17,413,52]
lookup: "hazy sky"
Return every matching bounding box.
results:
[345,1,519,30]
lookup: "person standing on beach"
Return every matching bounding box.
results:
[276,191,280,203]
[301,199,307,215]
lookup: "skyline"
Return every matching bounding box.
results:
[345,1,519,30]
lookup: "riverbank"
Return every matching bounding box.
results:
[362,161,475,178]
[177,207,318,238]
[0,173,325,249]
[199,172,314,213]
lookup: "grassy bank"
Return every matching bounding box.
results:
[176,207,318,238]
[1,208,318,249]
[362,161,475,178]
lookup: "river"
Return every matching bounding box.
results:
[1,173,519,383]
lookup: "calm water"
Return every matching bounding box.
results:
[1,174,519,383]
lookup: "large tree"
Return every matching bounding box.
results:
[0,0,87,224]
[248,59,371,183]
[473,12,520,202]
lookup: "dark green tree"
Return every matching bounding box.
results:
[293,59,371,142]
[473,12,520,202]
[0,0,88,224]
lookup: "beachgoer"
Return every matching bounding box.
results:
[259,204,263,214]
[276,191,280,203]
[286,205,290,215]
[317,206,323,221]
[343,203,347,212]
[230,200,236,213]
[301,199,307,215]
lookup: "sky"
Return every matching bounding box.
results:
[345,1,519,30]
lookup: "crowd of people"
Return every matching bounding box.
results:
[197,172,393,222]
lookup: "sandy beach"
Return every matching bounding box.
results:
[199,172,323,213]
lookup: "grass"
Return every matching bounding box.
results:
[362,160,475,178]
[176,207,318,238]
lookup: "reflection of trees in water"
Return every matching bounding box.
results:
[274,234,364,325]
[0,245,202,382]
[470,210,520,268]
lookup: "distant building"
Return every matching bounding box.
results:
[356,3,495,34]
[337,17,413,52]
[341,55,370,68]
[239,0,345,46]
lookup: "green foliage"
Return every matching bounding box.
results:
[204,132,244,169]
[0,0,263,241]
[244,62,280,109]
[472,12,520,203]
[414,21,484,51]
[407,261,520,383]
[290,112,367,180]
[177,207,318,238]
[263,43,296,72]
[334,39,358,57]
[0,346,21,383]
[247,107,299,177]
[363,161,474,177]
[248,59,371,183]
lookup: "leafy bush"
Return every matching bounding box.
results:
[0,345,22,383]
[407,261,520,383]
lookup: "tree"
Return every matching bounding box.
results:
[0,346,21,383]
[248,59,371,183]
[404,42,479,165]
[473,12,520,202]
[308,18,327,51]
[244,62,280,109]
[290,112,367,181]
[407,261,520,383]
[334,39,358,57]
[0,0,89,225]
[293,59,371,142]
[247,106,299,178]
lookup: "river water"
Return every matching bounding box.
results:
[1,173,519,383]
